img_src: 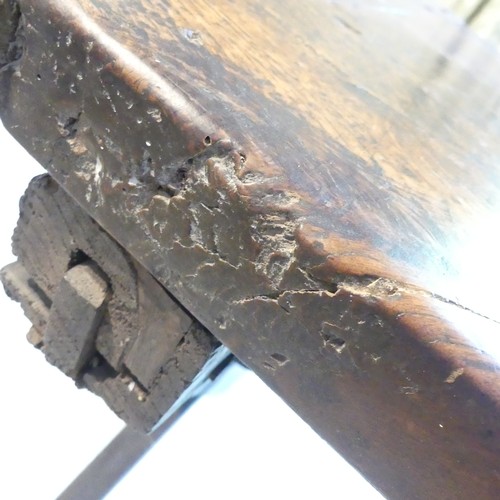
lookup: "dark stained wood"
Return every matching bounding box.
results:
[0,1,20,66]
[1,174,223,431]
[1,1,500,498]
[43,261,109,379]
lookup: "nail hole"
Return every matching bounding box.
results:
[320,322,346,354]
[328,337,346,353]
[270,353,289,366]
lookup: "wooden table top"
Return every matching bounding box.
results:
[1,0,499,498]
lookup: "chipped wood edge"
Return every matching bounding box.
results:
[1,1,499,497]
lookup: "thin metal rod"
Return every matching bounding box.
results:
[57,352,235,499]
[466,0,491,24]
[57,397,196,500]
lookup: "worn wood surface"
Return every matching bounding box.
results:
[1,0,500,498]
[1,175,222,431]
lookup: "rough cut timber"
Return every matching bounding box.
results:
[43,261,109,379]
[1,1,500,498]
[1,175,223,431]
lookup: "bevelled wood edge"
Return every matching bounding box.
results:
[1,1,499,498]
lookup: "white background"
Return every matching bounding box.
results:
[0,121,382,499]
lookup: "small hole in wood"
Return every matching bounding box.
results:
[157,184,178,196]
[176,166,188,182]
[270,353,289,366]
[328,337,346,353]
[68,249,90,269]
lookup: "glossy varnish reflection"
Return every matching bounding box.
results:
[1,0,499,498]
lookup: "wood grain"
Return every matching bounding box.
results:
[1,174,222,431]
[1,0,499,498]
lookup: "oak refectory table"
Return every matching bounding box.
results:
[1,1,499,498]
